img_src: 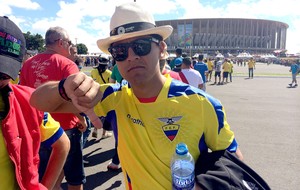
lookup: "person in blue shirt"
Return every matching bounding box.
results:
[289,62,299,87]
[194,54,208,91]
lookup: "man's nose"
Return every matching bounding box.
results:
[127,47,140,61]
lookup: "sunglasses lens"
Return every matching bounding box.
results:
[109,38,157,61]
[109,45,128,61]
[132,39,152,57]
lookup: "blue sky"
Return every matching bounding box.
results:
[1,0,299,53]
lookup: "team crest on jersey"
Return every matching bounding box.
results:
[158,116,182,141]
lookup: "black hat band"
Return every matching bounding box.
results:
[110,22,156,36]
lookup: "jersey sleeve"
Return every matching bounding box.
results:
[203,95,237,152]
[40,112,64,148]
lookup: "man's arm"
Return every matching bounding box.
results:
[30,79,76,113]
[30,73,101,112]
[41,132,70,189]
[235,147,244,160]
[75,113,87,132]
[198,83,204,90]
[30,72,103,128]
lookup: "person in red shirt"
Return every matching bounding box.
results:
[19,26,89,190]
[160,51,182,81]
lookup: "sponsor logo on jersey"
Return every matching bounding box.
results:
[127,114,144,127]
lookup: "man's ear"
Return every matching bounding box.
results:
[159,41,167,58]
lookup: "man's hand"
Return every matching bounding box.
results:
[76,114,87,132]
[64,72,103,129]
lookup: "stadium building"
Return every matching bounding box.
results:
[156,18,288,55]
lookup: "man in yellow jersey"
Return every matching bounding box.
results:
[222,58,231,84]
[30,3,243,190]
[206,58,214,82]
[248,57,256,78]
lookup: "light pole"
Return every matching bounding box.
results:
[75,38,78,45]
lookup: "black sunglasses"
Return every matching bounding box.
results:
[0,73,11,80]
[108,37,160,61]
[54,38,72,46]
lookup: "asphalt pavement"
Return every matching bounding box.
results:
[64,62,299,190]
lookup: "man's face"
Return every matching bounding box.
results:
[110,35,164,86]
[70,46,77,55]
[69,46,78,61]
[54,35,72,58]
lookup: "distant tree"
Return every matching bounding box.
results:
[77,43,88,54]
[23,32,45,52]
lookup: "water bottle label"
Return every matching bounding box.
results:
[172,173,195,190]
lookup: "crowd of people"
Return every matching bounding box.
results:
[2,1,292,189]
[161,50,256,89]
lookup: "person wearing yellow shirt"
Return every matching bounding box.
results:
[90,54,113,139]
[222,59,231,84]
[206,58,214,82]
[29,3,244,189]
[248,57,256,78]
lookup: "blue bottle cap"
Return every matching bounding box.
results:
[176,143,188,155]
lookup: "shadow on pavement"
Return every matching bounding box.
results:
[61,148,119,189]
[84,138,101,149]
[84,148,115,167]
[84,170,122,190]
[61,169,122,190]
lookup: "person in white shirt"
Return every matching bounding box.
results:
[214,58,223,84]
[180,57,204,90]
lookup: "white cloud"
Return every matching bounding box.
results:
[0,4,13,16]
[0,0,41,10]
[286,18,300,53]
[4,0,300,53]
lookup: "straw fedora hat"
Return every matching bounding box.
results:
[97,3,173,54]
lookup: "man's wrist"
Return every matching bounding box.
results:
[58,79,71,101]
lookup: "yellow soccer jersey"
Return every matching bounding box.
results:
[248,60,255,68]
[94,77,238,190]
[0,92,63,190]
[90,68,112,84]
[40,112,64,148]
[222,61,231,72]
[207,60,214,71]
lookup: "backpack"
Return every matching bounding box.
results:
[195,150,271,190]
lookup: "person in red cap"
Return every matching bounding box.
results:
[0,16,70,190]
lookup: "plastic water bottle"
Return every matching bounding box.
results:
[171,143,195,190]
